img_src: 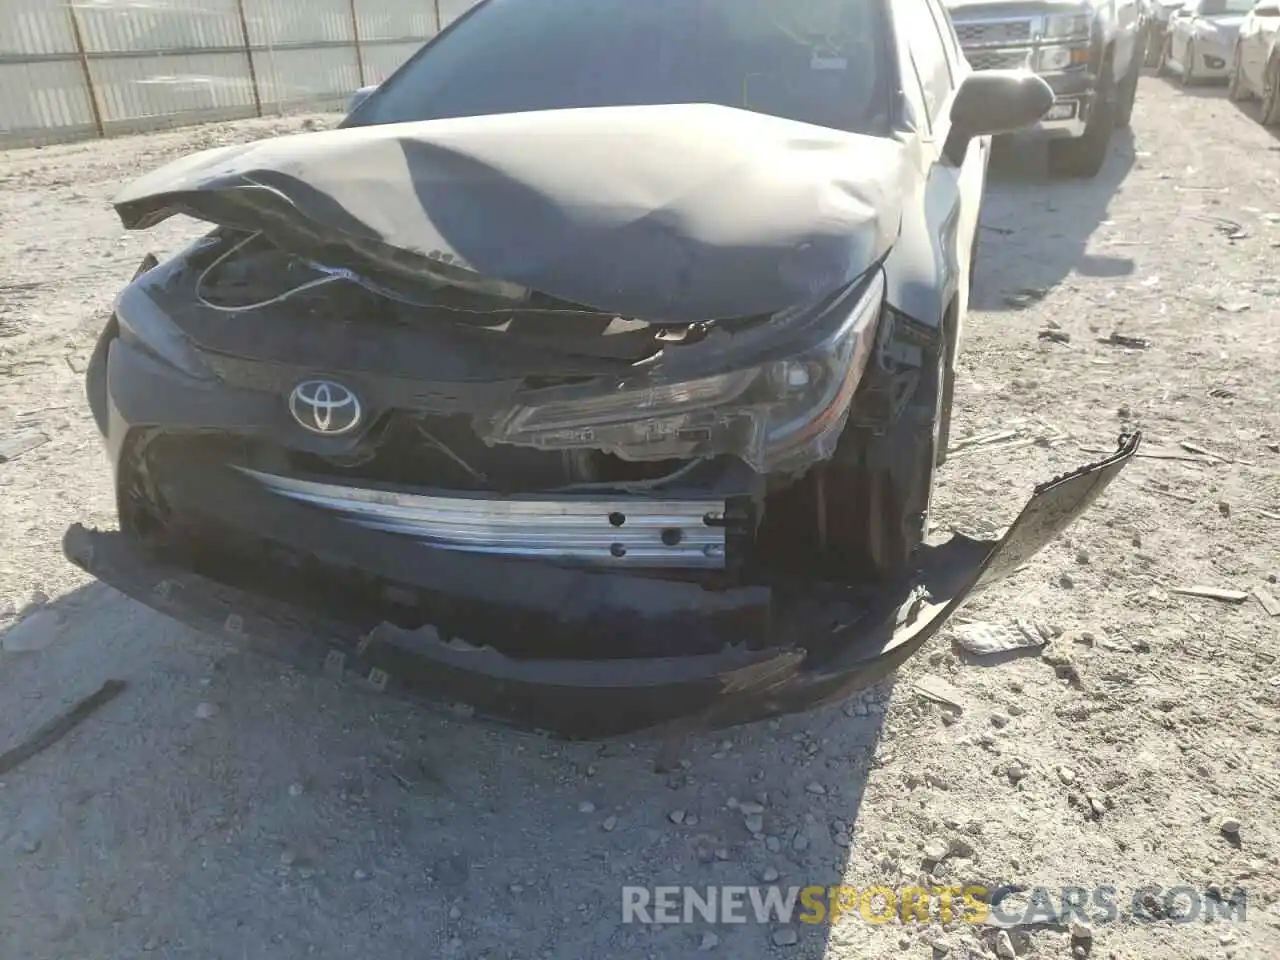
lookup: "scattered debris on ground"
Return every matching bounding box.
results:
[1169,585,1250,603]
[952,621,1047,656]
[912,674,967,712]
[1100,332,1151,349]
[1252,586,1280,617]
[0,428,48,463]
[0,679,126,776]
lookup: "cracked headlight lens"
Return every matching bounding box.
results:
[481,269,887,474]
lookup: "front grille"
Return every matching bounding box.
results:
[953,20,1033,46]
[967,49,1033,71]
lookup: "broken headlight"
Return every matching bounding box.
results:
[114,280,215,381]
[481,268,886,474]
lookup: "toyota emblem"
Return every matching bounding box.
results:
[289,379,362,435]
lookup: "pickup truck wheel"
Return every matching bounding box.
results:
[1049,62,1115,178]
[1262,58,1280,125]
[1227,43,1249,100]
[1115,51,1142,128]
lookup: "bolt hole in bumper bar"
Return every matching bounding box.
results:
[64,434,1139,739]
[235,468,729,567]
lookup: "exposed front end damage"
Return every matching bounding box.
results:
[65,433,1139,737]
[71,105,1139,736]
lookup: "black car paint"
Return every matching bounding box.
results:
[65,433,1140,738]
[101,245,889,472]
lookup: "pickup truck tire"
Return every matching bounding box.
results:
[1262,58,1280,126]
[1115,50,1142,128]
[1049,61,1115,178]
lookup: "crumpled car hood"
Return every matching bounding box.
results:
[113,103,907,324]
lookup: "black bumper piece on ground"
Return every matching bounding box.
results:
[64,433,1140,739]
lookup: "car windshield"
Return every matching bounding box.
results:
[350,0,891,135]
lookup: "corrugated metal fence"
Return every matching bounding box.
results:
[0,0,478,148]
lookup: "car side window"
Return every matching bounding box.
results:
[895,0,955,126]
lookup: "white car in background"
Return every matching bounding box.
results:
[1142,0,1192,67]
[1227,0,1280,121]
[1157,0,1255,81]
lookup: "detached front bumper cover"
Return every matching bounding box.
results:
[64,433,1140,739]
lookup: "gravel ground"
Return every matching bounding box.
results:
[1,79,1278,960]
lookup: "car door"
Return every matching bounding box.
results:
[928,0,986,346]
[894,0,984,350]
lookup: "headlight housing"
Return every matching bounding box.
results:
[480,268,887,474]
[1043,13,1091,39]
[1036,44,1091,70]
[114,281,215,380]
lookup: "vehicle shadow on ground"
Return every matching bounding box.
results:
[0,582,890,958]
[972,127,1137,312]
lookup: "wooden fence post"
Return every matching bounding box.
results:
[234,0,264,116]
[348,0,366,86]
[66,3,105,138]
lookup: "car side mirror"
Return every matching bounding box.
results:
[943,71,1054,166]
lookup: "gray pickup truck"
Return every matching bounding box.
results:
[945,0,1146,177]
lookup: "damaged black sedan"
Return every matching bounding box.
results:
[67,0,1138,738]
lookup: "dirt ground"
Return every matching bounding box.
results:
[1,77,1278,960]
